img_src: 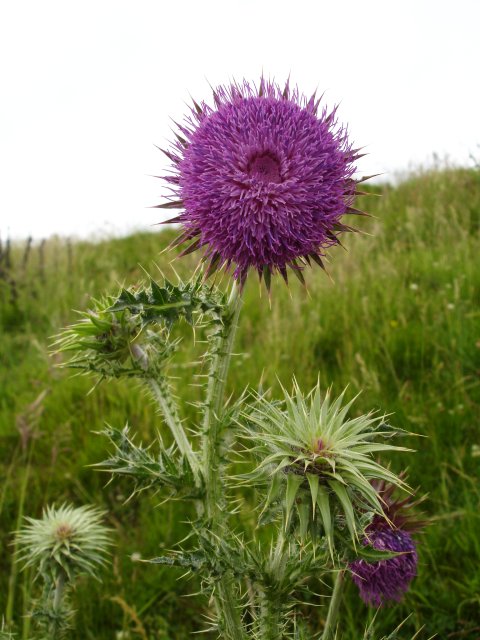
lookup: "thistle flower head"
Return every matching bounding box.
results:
[16,504,111,581]
[159,78,366,287]
[244,381,411,551]
[350,528,417,607]
[349,480,425,606]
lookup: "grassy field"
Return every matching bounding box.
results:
[1,167,479,639]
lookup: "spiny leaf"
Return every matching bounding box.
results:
[329,481,357,545]
[316,485,333,558]
[306,473,319,516]
[297,501,310,539]
[352,545,402,563]
[285,473,304,529]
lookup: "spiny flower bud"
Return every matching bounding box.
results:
[244,380,411,553]
[52,295,145,377]
[16,503,111,581]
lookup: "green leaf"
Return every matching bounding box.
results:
[258,473,284,525]
[147,552,206,571]
[353,545,402,563]
[150,278,167,305]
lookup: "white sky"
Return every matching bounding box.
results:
[1,0,479,240]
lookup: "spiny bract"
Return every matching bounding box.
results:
[157,78,368,287]
[244,381,411,554]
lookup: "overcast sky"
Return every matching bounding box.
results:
[1,0,479,240]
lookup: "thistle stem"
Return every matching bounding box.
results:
[202,282,245,640]
[322,570,344,640]
[257,529,286,639]
[202,282,242,517]
[53,571,65,612]
[258,588,283,640]
[130,343,200,484]
[148,377,201,484]
[47,571,67,640]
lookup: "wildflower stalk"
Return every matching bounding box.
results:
[149,376,200,484]
[46,569,69,640]
[130,343,201,485]
[52,78,424,639]
[202,282,244,639]
[322,570,345,640]
[202,282,242,519]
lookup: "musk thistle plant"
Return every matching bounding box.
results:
[15,504,111,639]
[55,77,422,639]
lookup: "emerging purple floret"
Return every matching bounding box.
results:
[349,526,418,607]
[158,79,366,286]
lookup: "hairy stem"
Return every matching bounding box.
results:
[216,576,246,640]
[322,570,344,640]
[202,282,245,640]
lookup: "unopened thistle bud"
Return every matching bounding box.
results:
[244,380,411,554]
[16,503,111,581]
[52,296,145,377]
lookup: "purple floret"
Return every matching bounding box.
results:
[160,79,359,284]
[349,527,418,607]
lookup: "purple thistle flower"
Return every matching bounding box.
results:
[349,477,425,607]
[349,526,418,607]
[157,78,368,287]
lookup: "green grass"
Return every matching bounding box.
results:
[1,167,479,639]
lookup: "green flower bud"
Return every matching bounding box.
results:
[16,503,111,582]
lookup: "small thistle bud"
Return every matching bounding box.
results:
[244,380,411,553]
[52,296,146,378]
[349,480,425,606]
[53,278,226,380]
[16,503,111,581]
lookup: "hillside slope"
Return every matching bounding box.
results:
[1,168,479,638]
